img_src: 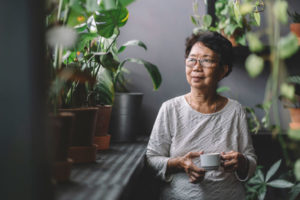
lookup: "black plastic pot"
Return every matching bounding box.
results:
[109,93,143,142]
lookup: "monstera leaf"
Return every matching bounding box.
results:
[94,6,129,38]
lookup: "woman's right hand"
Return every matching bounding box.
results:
[179,151,206,183]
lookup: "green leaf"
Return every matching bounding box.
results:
[267,180,294,188]
[75,23,87,32]
[191,16,198,26]
[100,52,120,72]
[216,86,230,93]
[118,58,162,90]
[240,3,253,15]
[67,3,87,27]
[102,0,117,10]
[287,76,300,85]
[119,0,135,7]
[86,0,98,13]
[257,169,265,182]
[203,14,212,28]
[280,83,295,101]
[75,33,99,51]
[258,185,267,200]
[254,12,261,26]
[95,7,129,38]
[265,160,281,182]
[288,129,300,141]
[289,182,300,200]
[247,33,264,52]
[118,40,147,54]
[245,54,264,78]
[224,23,238,36]
[294,160,300,181]
[273,0,288,24]
[278,33,299,59]
[233,2,240,22]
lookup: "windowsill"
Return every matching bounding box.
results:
[54,139,148,200]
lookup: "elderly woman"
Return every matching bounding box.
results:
[146,31,257,200]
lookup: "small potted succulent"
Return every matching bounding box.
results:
[288,11,300,44]
[279,76,300,130]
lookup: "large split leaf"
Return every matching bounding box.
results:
[94,6,129,38]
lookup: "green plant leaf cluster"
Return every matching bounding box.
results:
[288,11,300,23]
[246,160,294,200]
[46,0,161,110]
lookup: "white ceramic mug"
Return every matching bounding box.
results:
[200,153,220,170]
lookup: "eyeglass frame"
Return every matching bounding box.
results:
[185,57,219,68]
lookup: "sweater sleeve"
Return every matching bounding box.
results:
[235,108,257,182]
[146,103,173,182]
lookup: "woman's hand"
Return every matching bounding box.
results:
[179,151,206,183]
[221,151,248,178]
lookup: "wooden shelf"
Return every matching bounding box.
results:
[54,140,147,200]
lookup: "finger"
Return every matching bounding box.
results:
[187,151,202,158]
[221,153,236,160]
[223,159,238,168]
[190,164,206,174]
[191,171,205,179]
[199,151,204,155]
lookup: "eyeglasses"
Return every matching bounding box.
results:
[185,58,217,68]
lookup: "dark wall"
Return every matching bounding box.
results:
[0,0,52,199]
[118,0,300,135]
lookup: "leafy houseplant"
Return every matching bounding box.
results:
[241,0,300,190]
[191,0,264,46]
[245,160,296,200]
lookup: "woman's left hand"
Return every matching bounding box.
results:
[221,151,248,177]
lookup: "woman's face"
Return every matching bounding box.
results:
[185,42,228,90]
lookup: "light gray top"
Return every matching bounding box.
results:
[146,95,257,200]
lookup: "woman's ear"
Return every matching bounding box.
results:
[218,65,229,80]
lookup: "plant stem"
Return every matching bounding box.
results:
[267,0,291,167]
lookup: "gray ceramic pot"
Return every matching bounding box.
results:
[109,92,143,142]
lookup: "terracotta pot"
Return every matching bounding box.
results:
[289,108,300,123]
[49,112,75,182]
[290,23,300,44]
[59,107,98,163]
[59,107,98,146]
[94,105,112,150]
[94,134,111,150]
[289,122,300,130]
[221,29,238,47]
[95,105,112,136]
[49,112,75,161]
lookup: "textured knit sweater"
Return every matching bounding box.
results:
[146,95,257,200]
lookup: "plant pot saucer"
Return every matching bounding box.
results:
[53,158,73,183]
[94,134,111,150]
[68,144,97,163]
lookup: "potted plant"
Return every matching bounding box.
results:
[88,1,162,142]
[46,0,105,163]
[288,11,300,44]
[240,0,300,189]
[279,76,300,131]
[245,160,295,200]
